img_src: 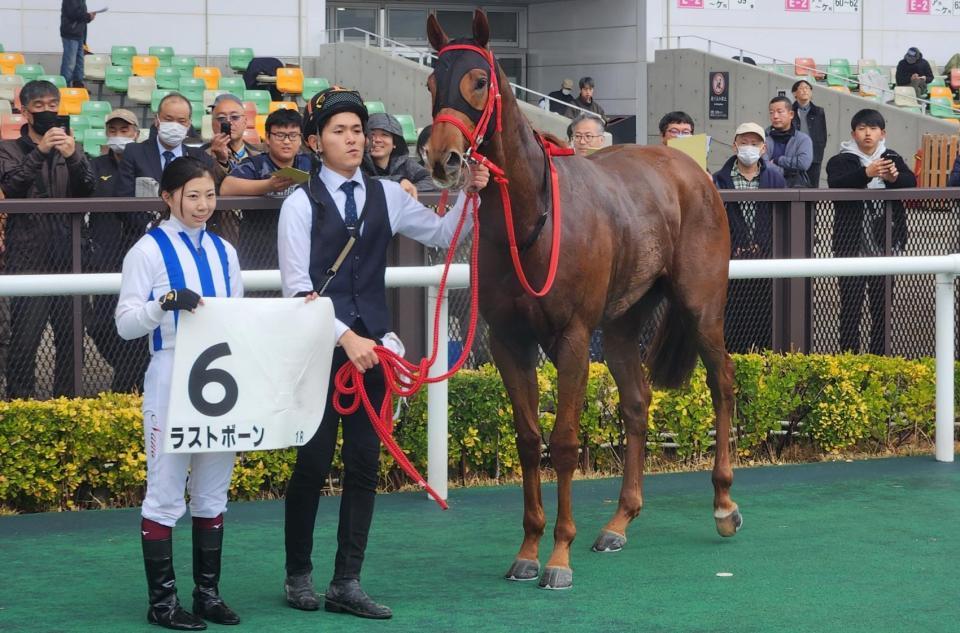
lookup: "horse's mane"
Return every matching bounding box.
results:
[538,131,569,148]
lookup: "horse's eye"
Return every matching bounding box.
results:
[475,77,488,90]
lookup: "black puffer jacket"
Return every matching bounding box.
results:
[361,113,436,193]
[60,0,91,40]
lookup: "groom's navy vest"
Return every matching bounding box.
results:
[307,174,392,338]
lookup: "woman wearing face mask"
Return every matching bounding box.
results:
[712,122,786,353]
[116,157,243,631]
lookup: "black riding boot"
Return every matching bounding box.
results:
[192,525,240,625]
[142,537,207,631]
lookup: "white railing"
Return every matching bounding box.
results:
[0,264,469,501]
[323,27,593,118]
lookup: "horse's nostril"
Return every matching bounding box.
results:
[446,152,462,169]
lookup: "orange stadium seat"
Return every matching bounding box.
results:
[132,55,160,78]
[268,101,298,113]
[0,53,25,75]
[794,57,824,80]
[58,87,90,115]
[276,67,304,95]
[1,113,25,139]
[193,66,221,90]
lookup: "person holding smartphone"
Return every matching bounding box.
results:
[0,79,95,398]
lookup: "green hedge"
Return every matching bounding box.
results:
[0,353,947,512]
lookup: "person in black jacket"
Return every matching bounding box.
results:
[86,108,150,393]
[895,47,935,98]
[826,109,916,355]
[60,0,95,88]
[538,78,575,114]
[791,79,828,187]
[713,122,787,353]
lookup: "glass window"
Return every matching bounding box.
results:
[436,10,473,39]
[499,57,522,85]
[388,8,428,41]
[487,12,519,43]
[335,7,377,38]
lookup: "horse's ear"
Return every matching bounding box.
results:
[472,10,490,48]
[427,14,449,52]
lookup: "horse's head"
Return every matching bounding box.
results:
[425,10,500,190]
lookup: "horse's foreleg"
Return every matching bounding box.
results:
[540,324,590,590]
[490,334,545,582]
[592,323,651,553]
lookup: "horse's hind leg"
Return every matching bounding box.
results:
[490,332,546,582]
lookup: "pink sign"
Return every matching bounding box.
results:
[677,0,704,7]
[907,0,931,12]
[785,0,810,10]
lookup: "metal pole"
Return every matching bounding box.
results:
[426,285,449,501]
[934,273,955,463]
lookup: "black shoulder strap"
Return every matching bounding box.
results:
[303,174,373,295]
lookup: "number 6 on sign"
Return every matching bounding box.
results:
[165,297,337,454]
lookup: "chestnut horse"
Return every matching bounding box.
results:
[424,11,741,590]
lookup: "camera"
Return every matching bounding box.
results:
[220,121,231,137]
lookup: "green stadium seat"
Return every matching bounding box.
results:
[0,44,4,53]
[218,76,245,92]
[38,74,66,88]
[172,56,197,78]
[302,77,330,101]
[365,101,386,115]
[178,77,205,103]
[105,66,132,95]
[394,113,418,145]
[83,128,106,156]
[155,66,180,90]
[243,89,271,114]
[110,46,137,67]
[929,96,958,118]
[69,114,89,141]
[15,64,44,81]
[826,65,853,88]
[190,102,203,131]
[228,48,254,72]
[81,100,111,127]
[150,89,175,112]
[148,46,174,67]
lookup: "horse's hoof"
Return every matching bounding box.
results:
[591,529,627,553]
[538,566,573,590]
[714,507,743,537]
[505,558,540,582]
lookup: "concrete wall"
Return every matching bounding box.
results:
[648,48,958,176]
[315,42,572,138]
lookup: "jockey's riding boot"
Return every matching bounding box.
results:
[191,523,240,625]
[142,537,207,631]
[324,578,392,619]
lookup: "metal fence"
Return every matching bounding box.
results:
[2,188,960,400]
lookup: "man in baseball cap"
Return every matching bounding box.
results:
[896,46,934,97]
[278,86,490,619]
[539,77,576,114]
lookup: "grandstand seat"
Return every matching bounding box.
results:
[203,89,227,109]
[229,48,254,72]
[302,77,330,101]
[929,96,958,118]
[0,99,10,116]
[829,58,851,71]
[110,46,136,67]
[826,65,852,88]
[0,73,24,103]
[858,70,887,100]
[132,55,160,78]
[178,77,206,103]
[893,86,920,108]
[218,76,245,92]
[255,114,267,141]
[155,66,180,90]
[193,67,221,90]
[269,100,298,113]
[365,101,386,115]
[394,113,418,145]
[104,66,133,99]
[190,103,203,131]
[150,88,175,112]
[1,113,25,140]
[857,58,878,72]
[929,86,954,99]
[243,89,271,114]
[794,57,823,79]
[148,46,174,67]
[927,59,940,76]
[172,56,197,78]
[137,127,150,142]
[276,67,304,95]
[242,101,257,126]
[828,85,851,94]
[58,87,89,115]
[81,100,111,127]
[15,64,43,81]
[69,114,89,142]
[83,54,110,97]
[0,44,4,53]
[242,127,261,144]
[201,114,214,142]
[0,53,25,75]
[127,77,157,112]
[82,128,106,156]
[38,74,66,89]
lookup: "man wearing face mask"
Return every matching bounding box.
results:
[115,93,214,199]
[712,122,785,353]
[538,78,576,114]
[0,79,96,397]
[84,108,150,392]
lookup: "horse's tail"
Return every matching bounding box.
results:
[645,299,699,390]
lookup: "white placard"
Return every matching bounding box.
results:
[835,0,859,12]
[811,0,834,11]
[730,0,755,9]
[932,0,957,13]
[165,297,337,453]
[707,0,729,8]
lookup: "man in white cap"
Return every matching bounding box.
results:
[539,78,575,114]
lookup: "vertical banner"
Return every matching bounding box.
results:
[785,0,810,10]
[906,0,931,12]
[709,71,729,120]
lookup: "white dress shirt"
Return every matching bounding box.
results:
[277,165,473,342]
[116,215,243,348]
[156,137,184,161]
